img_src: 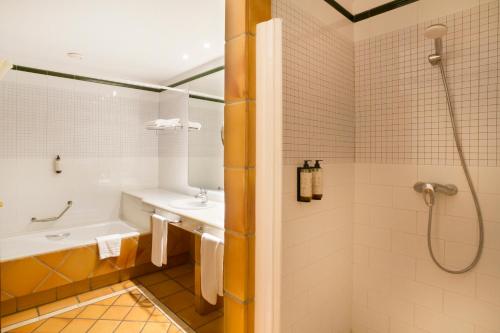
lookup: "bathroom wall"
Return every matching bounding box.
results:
[272,0,355,331]
[0,70,159,237]
[353,1,500,332]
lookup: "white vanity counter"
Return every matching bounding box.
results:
[122,188,224,231]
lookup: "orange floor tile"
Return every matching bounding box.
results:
[2,267,223,333]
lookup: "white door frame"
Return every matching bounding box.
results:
[255,18,283,333]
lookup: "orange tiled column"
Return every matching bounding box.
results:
[224,0,270,332]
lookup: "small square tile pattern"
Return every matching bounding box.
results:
[355,1,500,167]
[2,268,222,333]
[273,0,355,165]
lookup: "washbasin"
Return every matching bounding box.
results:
[169,198,216,210]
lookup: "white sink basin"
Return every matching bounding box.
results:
[169,198,216,210]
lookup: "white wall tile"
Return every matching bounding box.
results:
[444,292,500,331]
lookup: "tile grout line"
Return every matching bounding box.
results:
[1,287,135,333]
[134,284,194,333]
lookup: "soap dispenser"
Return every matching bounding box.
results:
[297,160,312,202]
[312,160,323,200]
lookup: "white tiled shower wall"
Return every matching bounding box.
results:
[0,71,159,237]
[273,0,355,332]
[353,1,500,333]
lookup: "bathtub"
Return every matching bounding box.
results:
[0,220,144,262]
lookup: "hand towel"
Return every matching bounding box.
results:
[151,213,181,267]
[151,214,168,267]
[201,233,224,305]
[96,234,122,260]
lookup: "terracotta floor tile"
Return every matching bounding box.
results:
[168,325,182,333]
[6,320,45,333]
[123,306,154,321]
[94,295,118,306]
[110,280,137,292]
[76,304,108,319]
[114,321,145,333]
[177,306,222,329]
[54,307,83,319]
[37,297,78,316]
[148,309,171,323]
[86,319,121,333]
[113,292,141,306]
[33,318,71,332]
[135,296,155,308]
[196,316,224,333]
[160,291,194,313]
[141,321,171,333]
[147,280,183,299]
[1,309,38,327]
[59,318,95,333]
[164,264,194,278]
[100,305,132,320]
[77,287,114,303]
[174,272,195,290]
[136,272,170,286]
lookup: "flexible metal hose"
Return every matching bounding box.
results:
[426,62,484,274]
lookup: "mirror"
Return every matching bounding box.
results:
[176,69,224,191]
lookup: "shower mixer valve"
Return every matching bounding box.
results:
[413,182,458,207]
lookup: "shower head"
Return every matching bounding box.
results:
[424,24,447,65]
[424,24,448,39]
[0,59,12,80]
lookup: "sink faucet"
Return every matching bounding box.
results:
[195,188,208,204]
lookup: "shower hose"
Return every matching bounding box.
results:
[425,62,484,274]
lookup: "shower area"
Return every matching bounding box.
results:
[271,0,500,332]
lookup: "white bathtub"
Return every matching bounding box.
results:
[0,221,145,262]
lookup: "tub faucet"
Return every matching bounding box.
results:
[195,188,208,204]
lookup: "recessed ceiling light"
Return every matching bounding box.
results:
[182,54,189,60]
[203,42,211,49]
[112,90,117,97]
[66,52,83,60]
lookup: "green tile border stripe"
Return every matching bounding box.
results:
[11,65,225,104]
[169,66,225,88]
[12,65,163,93]
[324,0,418,22]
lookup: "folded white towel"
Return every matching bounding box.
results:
[188,121,202,131]
[96,234,122,260]
[151,213,181,267]
[145,118,181,130]
[201,233,224,305]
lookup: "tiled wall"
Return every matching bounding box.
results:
[273,0,355,332]
[0,71,159,237]
[274,0,355,165]
[353,2,500,333]
[355,1,499,167]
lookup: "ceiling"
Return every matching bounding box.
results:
[0,0,225,84]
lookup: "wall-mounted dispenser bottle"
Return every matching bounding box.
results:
[54,155,62,174]
[312,160,323,200]
[297,160,312,202]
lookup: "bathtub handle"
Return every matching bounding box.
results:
[31,201,73,223]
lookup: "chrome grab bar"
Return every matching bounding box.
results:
[31,201,73,222]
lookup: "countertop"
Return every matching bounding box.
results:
[122,188,224,230]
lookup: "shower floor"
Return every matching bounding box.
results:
[1,265,223,333]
